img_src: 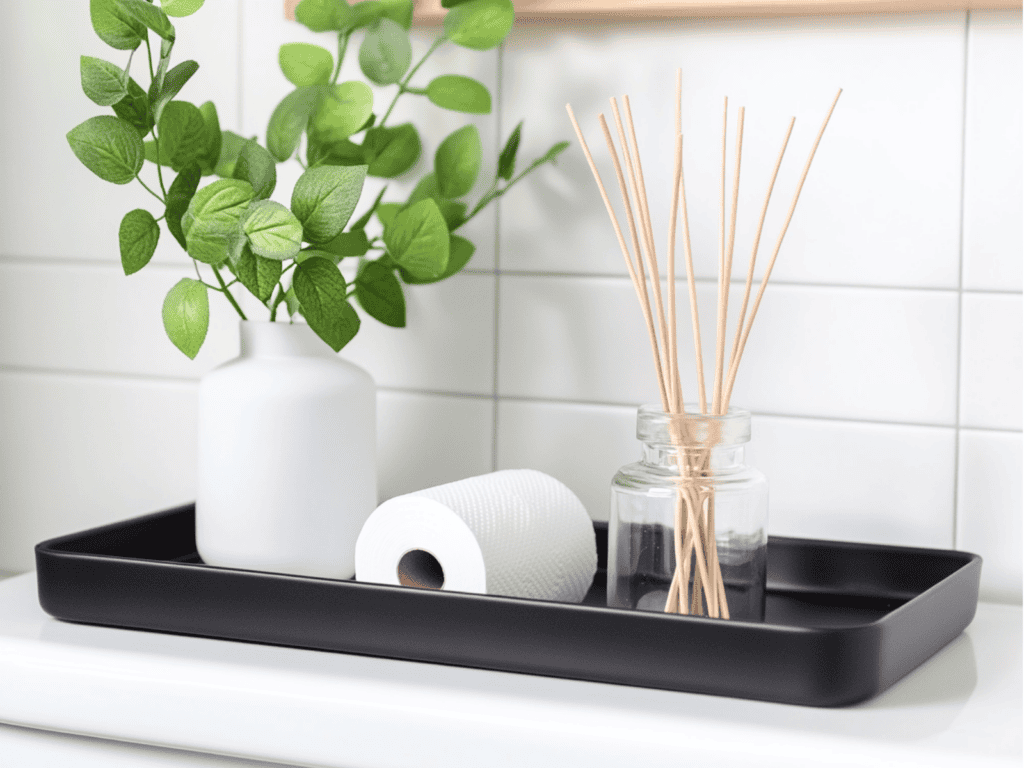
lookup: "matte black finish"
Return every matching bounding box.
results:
[34,505,982,707]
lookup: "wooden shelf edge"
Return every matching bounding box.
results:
[286,0,1021,24]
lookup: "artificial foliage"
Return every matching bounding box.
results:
[69,0,567,357]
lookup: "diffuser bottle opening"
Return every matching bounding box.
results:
[397,549,445,589]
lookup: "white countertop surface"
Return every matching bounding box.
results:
[0,572,1020,768]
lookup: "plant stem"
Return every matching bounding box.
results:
[331,31,350,85]
[145,37,155,81]
[213,266,247,320]
[136,176,165,204]
[379,35,446,128]
[462,157,554,226]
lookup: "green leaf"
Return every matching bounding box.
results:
[267,86,324,162]
[539,140,571,165]
[233,139,276,200]
[359,18,411,86]
[400,233,474,283]
[384,198,449,280]
[291,164,368,244]
[119,209,160,275]
[197,101,222,175]
[349,184,388,231]
[376,202,400,230]
[162,278,209,359]
[214,130,248,177]
[321,229,370,260]
[308,135,365,168]
[293,258,360,352]
[498,120,521,181]
[405,173,466,229]
[243,200,303,260]
[80,56,128,106]
[284,286,301,317]
[149,37,174,105]
[295,0,344,31]
[279,43,334,87]
[120,0,176,41]
[112,76,153,136]
[150,59,199,125]
[441,0,475,6]
[182,178,254,264]
[435,124,481,198]
[442,0,513,50]
[345,1,385,30]
[67,115,144,184]
[296,248,340,264]
[379,0,413,27]
[165,161,202,249]
[426,75,491,114]
[364,123,420,178]
[235,245,282,303]
[157,101,207,171]
[90,0,146,50]
[308,81,374,144]
[356,259,405,327]
[161,0,205,17]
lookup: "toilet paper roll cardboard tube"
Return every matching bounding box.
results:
[398,549,445,590]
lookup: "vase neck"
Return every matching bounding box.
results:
[239,321,334,359]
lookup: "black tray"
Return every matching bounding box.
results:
[35,504,981,707]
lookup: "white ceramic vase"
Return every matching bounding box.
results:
[196,321,376,579]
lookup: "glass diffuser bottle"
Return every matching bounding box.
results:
[609,405,768,621]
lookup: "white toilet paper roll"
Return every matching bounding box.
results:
[354,469,597,603]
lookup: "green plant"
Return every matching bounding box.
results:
[69,0,568,357]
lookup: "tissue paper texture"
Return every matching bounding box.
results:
[355,469,597,602]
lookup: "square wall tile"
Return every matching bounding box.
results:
[957,430,1023,604]
[750,416,956,548]
[960,293,1023,430]
[0,1,241,265]
[0,262,244,379]
[341,272,495,394]
[501,13,966,288]
[962,11,1023,292]
[498,275,959,424]
[496,399,638,521]
[240,6,498,270]
[0,372,199,573]
[377,390,494,502]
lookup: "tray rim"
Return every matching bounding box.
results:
[34,503,982,636]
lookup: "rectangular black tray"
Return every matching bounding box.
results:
[35,504,981,707]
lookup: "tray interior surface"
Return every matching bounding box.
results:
[41,505,973,631]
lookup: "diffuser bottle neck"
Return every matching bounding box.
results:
[239,321,335,359]
[635,404,752,475]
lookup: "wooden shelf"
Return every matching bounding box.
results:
[286,0,1020,24]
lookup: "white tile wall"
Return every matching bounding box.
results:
[957,430,1023,603]
[962,11,1023,292]
[500,13,967,288]
[0,0,241,266]
[0,6,1020,606]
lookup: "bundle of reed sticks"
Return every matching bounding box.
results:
[566,73,840,617]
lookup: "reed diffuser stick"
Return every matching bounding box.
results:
[712,97,729,415]
[678,135,707,414]
[723,89,843,407]
[728,117,795,379]
[666,132,685,413]
[617,97,674,402]
[719,105,745,410]
[564,106,671,413]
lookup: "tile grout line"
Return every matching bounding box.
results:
[2,256,1020,298]
[2,364,1020,436]
[952,10,971,550]
[491,42,505,474]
